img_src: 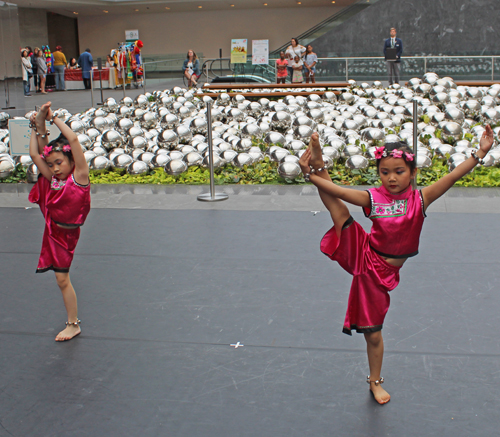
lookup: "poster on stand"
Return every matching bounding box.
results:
[125,29,139,43]
[8,120,60,155]
[252,40,269,65]
[231,39,247,64]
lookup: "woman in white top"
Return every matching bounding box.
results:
[285,38,305,83]
[21,49,32,97]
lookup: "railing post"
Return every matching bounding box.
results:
[492,57,495,81]
[197,101,228,202]
[412,99,418,190]
[424,57,427,74]
[143,63,146,93]
[345,59,348,81]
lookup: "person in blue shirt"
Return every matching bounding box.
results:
[383,28,403,85]
[77,48,93,89]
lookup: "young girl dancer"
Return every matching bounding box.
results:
[29,102,91,342]
[299,128,494,404]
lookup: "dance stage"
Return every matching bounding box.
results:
[1,185,499,436]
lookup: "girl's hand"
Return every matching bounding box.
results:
[479,124,494,154]
[298,148,312,175]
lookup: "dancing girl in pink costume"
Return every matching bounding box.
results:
[29,102,90,342]
[299,129,493,404]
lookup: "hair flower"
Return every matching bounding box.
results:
[391,149,403,158]
[62,145,71,152]
[405,152,414,161]
[374,146,386,159]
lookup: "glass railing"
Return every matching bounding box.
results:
[131,55,500,88]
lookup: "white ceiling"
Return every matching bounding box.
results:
[8,0,358,17]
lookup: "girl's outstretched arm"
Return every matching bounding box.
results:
[44,102,89,185]
[421,124,494,210]
[299,148,370,208]
[28,126,52,181]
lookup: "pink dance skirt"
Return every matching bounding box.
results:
[36,219,80,274]
[320,217,401,335]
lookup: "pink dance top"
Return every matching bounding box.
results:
[363,185,425,259]
[29,174,91,226]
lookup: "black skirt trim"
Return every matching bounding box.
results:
[53,220,82,228]
[343,324,383,336]
[370,245,418,259]
[342,215,354,230]
[36,265,70,274]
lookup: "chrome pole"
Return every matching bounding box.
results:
[197,101,228,202]
[412,99,418,189]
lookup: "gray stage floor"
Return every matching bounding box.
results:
[1,186,500,436]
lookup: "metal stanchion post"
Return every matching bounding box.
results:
[90,70,95,108]
[197,101,228,202]
[412,99,418,189]
[143,63,146,93]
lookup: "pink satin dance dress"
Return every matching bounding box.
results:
[321,185,425,335]
[29,173,91,273]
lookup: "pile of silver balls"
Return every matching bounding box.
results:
[1,72,499,182]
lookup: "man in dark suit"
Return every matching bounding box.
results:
[383,27,403,85]
[78,48,93,89]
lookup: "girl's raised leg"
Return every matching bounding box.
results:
[364,331,390,404]
[54,272,81,341]
[306,134,350,236]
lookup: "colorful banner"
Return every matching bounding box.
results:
[231,39,248,64]
[252,40,269,65]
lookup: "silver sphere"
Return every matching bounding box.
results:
[345,155,369,169]
[233,153,253,167]
[89,156,111,172]
[0,156,15,178]
[111,154,134,169]
[277,162,301,179]
[127,160,149,175]
[26,163,39,183]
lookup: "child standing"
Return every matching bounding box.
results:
[299,129,494,404]
[276,51,288,84]
[29,102,91,342]
[291,55,304,84]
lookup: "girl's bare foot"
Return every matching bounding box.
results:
[308,132,324,169]
[35,102,51,127]
[55,324,81,342]
[369,382,391,405]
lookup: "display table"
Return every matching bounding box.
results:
[64,68,111,90]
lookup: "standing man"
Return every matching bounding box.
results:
[78,48,93,90]
[383,28,402,85]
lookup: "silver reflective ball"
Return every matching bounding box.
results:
[26,163,39,183]
[293,125,314,140]
[435,144,456,157]
[90,155,111,172]
[137,152,155,165]
[345,155,368,169]
[234,138,253,152]
[442,122,463,140]
[157,129,179,149]
[160,113,180,129]
[233,153,253,167]
[129,136,148,150]
[277,162,301,179]
[264,132,286,145]
[221,150,238,163]
[270,147,290,162]
[141,112,158,129]
[184,152,203,166]
[127,160,149,175]
[151,153,171,168]
[101,130,124,148]
[68,120,85,133]
[111,154,134,169]
[0,156,15,178]
[190,117,208,135]
[175,125,193,143]
[134,94,149,109]
[201,154,223,169]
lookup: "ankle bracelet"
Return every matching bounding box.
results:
[65,319,81,327]
[366,375,384,386]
